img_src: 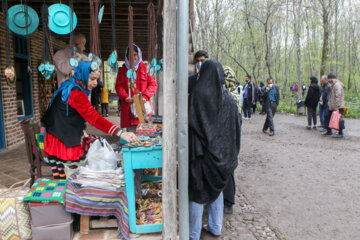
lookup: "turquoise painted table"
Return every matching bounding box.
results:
[122,145,162,234]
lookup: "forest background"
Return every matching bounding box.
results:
[193,0,360,117]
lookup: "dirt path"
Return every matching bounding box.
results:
[237,113,360,240]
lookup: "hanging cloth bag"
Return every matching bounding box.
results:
[329,110,341,131]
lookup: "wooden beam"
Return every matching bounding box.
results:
[162,0,177,239]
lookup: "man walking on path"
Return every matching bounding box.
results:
[243,75,256,119]
[322,74,345,138]
[319,75,331,129]
[261,78,280,136]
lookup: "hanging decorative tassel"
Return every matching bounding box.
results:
[147,2,155,62]
[107,0,118,76]
[127,5,136,92]
[90,0,101,58]
[147,2,162,77]
[38,3,56,80]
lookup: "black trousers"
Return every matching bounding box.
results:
[263,102,278,132]
[101,103,109,115]
[307,106,317,126]
[325,108,344,135]
[223,171,235,206]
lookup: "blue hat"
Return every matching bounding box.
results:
[48,4,77,35]
[7,5,39,35]
[98,5,104,24]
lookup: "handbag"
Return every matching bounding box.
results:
[0,179,32,240]
[329,110,341,130]
[131,101,153,118]
[339,118,345,130]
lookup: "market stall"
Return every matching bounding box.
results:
[0,0,173,239]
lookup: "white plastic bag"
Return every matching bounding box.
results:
[131,101,153,118]
[87,139,117,171]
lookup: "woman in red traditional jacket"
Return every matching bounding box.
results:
[115,44,158,129]
[42,61,137,179]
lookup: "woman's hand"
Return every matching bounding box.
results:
[118,131,139,143]
[125,97,134,103]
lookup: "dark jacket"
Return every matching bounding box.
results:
[244,81,256,103]
[305,83,320,108]
[320,82,331,106]
[261,84,280,106]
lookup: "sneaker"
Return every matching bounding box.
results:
[268,131,275,136]
[224,205,233,214]
[322,131,332,136]
[333,134,344,139]
[106,114,109,117]
[312,126,317,129]
[306,126,311,130]
[202,226,221,237]
[263,129,268,134]
[243,117,248,120]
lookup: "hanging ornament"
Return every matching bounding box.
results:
[39,4,56,80]
[2,0,15,86]
[107,0,118,75]
[107,50,118,75]
[5,66,16,87]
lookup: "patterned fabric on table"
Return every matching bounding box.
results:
[23,178,67,203]
[35,126,49,163]
[65,174,129,240]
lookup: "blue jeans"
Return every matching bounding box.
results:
[189,192,224,240]
[319,103,328,128]
[243,99,252,118]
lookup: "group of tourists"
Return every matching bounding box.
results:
[304,74,345,138]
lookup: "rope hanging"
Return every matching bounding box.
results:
[147,2,155,61]
[90,0,101,57]
[41,4,52,63]
[111,0,116,51]
[23,2,32,73]
[2,0,10,67]
[69,0,75,56]
[128,5,134,69]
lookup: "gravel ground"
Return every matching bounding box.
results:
[237,112,360,240]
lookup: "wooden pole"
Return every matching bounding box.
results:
[162,0,177,239]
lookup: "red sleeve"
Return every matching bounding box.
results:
[68,90,120,136]
[142,73,158,101]
[115,67,129,101]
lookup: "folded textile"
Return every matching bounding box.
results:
[65,174,129,240]
[70,167,125,191]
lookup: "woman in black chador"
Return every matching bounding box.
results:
[188,60,242,239]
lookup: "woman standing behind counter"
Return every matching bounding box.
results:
[42,61,137,179]
[115,44,157,130]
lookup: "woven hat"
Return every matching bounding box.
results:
[48,3,77,35]
[7,4,39,35]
